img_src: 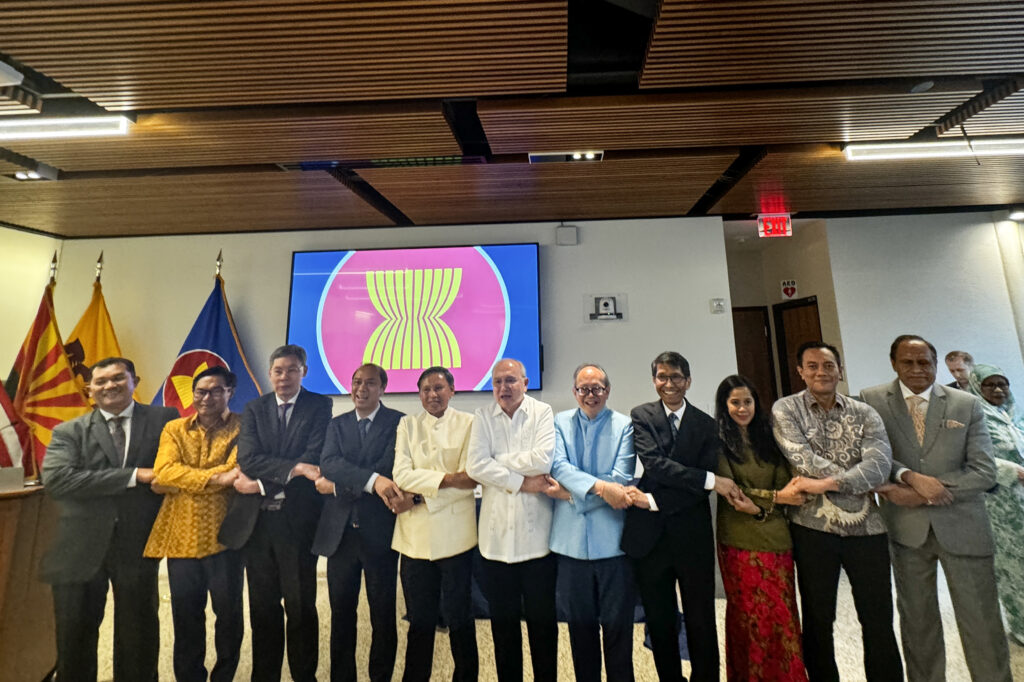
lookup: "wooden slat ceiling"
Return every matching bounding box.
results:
[642,1,1024,89]
[479,89,976,154]
[0,171,392,237]
[358,153,736,225]
[0,85,42,115]
[940,91,1024,138]
[0,1,567,110]
[713,146,1024,215]
[2,105,461,172]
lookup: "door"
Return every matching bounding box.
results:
[731,306,778,406]
[773,296,822,397]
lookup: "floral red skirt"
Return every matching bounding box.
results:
[717,544,808,682]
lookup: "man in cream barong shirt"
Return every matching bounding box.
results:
[391,366,478,682]
[467,358,557,682]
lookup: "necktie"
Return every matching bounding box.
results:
[906,395,926,445]
[669,412,679,439]
[278,403,292,431]
[359,417,371,443]
[110,416,127,466]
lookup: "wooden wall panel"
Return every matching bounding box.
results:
[0,171,392,237]
[713,147,1024,215]
[0,1,567,109]
[643,1,1024,88]
[3,106,461,172]
[359,154,736,224]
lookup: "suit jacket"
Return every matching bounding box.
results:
[860,380,997,555]
[40,402,178,583]
[311,403,405,556]
[217,388,333,551]
[621,400,719,559]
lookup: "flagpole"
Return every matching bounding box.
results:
[94,251,104,282]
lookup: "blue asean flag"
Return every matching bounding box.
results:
[152,275,263,416]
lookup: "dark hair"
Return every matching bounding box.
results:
[651,351,690,379]
[890,335,938,363]
[353,363,388,389]
[91,356,137,378]
[573,363,610,388]
[270,344,306,366]
[945,350,974,365]
[417,366,454,390]
[714,375,782,466]
[796,341,841,367]
[192,366,237,390]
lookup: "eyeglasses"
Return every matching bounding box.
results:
[194,387,228,400]
[654,373,688,385]
[981,380,1010,391]
[574,386,607,397]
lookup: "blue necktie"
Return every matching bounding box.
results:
[669,412,679,439]
[359,417,371,443]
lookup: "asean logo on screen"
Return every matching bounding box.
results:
[317,247,509,392]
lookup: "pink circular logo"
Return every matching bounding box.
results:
[317,247,509,392]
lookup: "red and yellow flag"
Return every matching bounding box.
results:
[65,281,132,401]
[5,284,91,476]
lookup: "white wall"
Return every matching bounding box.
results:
[36,217,736,417]
[0,227,62,371]
[828,212,1024,392]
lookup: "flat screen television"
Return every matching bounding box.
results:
[287,243,541,394]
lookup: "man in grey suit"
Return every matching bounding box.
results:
[861,334,1012,682]
[41,356,178,682]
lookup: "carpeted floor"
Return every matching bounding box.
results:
[95,559,1024,681]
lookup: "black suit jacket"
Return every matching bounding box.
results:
[311,403,405,556]
[40,402,178,583]
[621,399,719,559]
[218,388,333,551]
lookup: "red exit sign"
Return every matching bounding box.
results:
[757,213,792,238]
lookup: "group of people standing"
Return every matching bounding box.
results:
[37,335,1021,682]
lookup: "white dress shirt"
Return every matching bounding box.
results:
[466,394,555,562]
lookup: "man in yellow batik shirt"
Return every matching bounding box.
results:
[144,366,243,682]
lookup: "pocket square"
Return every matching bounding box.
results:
[941,419,966,429]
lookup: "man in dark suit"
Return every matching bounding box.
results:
[218,344,332,682]
[311,363,406,682]
[944,349,974,390]
[41,356,177,682]
[622,351,736,682]
[862,335,1011,682]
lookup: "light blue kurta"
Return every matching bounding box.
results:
[548,407,635,560]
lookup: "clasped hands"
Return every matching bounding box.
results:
[521,474,643,510]
[876,471,952,507]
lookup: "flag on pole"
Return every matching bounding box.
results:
[0,388,30,469]
[65,280,130,399]
[153,275,262,417]
[4,284,91,476]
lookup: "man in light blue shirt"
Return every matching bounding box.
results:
[546,363,636,681]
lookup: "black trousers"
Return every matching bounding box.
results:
[632,531,718,682]
[479,554,557,682]
[167,550,244,682]
[242,509,319,682]
[51,532,159,682]
[790,524,904,682]
[557,554,635,682]
[326,526,399,682]
[400,550,478,682]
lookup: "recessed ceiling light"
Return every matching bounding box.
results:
[528,151,605,164]
[909,80,935,93]
[14,171,28,180]
[0,115,131,140]
[845,138,1024,161]
[1010,209,1024,221]
[584,152,596,160]
[572,152,582,160]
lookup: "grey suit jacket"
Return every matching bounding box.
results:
[860,380,997,555]
[40,402,178,583]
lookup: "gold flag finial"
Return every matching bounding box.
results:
[94,251,104,282]
[49,251,58,285]
[215,249,223,276]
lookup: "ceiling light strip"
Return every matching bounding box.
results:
[0,115,131,140]
[845,138,1024,161]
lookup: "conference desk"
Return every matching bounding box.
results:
[0,485,57,682]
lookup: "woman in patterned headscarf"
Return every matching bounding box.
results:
[968,363,1024,644]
